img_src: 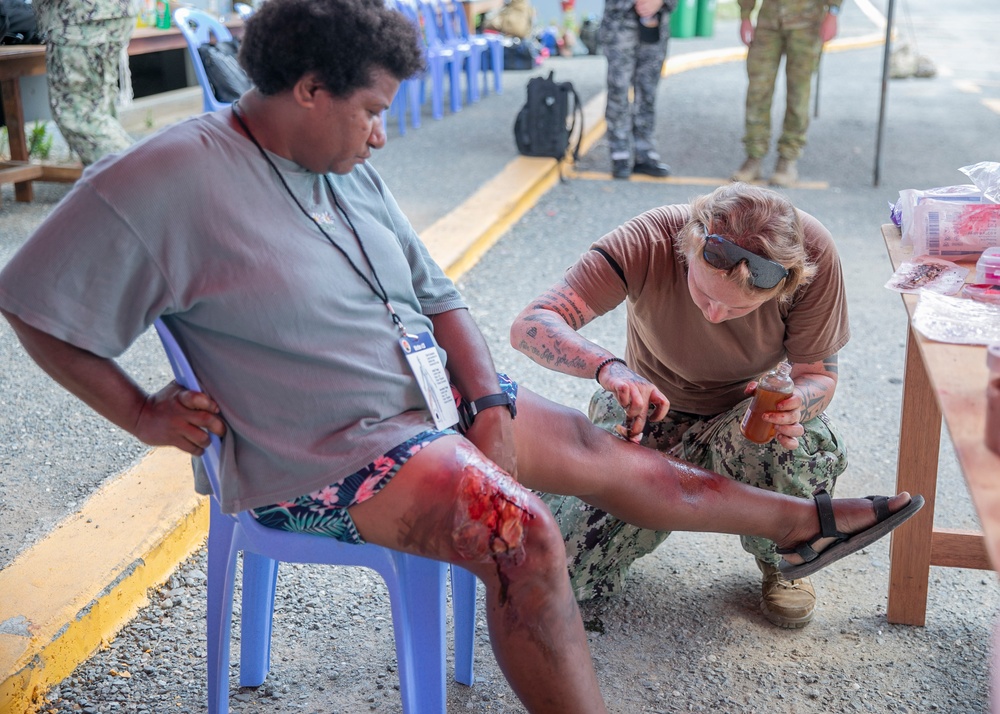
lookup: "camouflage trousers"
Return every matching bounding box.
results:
[742,23,823,161]
[39,13,136,165]
[600,14,670,161]
[540,388,847,602]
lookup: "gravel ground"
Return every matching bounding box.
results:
[5,1,1000,711]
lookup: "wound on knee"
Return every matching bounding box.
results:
[452,444,535,565]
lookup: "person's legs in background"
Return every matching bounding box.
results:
[771,25,823,187]
[732,25,783,183]
[601,12,638,179]
[631,18,670,177]
[39,8,135,165]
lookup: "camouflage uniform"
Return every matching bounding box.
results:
[739,0,837,161]
[541,388,847,602]
[34,0,136,165]
[600,0,676,164]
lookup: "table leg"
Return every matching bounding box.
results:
[1,76,34,203]
[887,326,942,626]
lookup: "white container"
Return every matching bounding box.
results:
[975,247,1000,285]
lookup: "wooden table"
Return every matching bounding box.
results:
[0,20,243,205]
[882,223,1000,626]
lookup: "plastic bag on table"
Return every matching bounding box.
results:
[912,290,1000,345]
[960,161,1000,204]
[910,200,1000,260]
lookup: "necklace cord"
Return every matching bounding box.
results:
[231,101,406,333]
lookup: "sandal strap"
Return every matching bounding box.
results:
[866,495,891,521]
[814,490,841,539]
[776,489,849,564]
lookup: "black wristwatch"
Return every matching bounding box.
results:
[458,392,516,431]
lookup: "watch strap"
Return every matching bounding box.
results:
[458,392,516,431]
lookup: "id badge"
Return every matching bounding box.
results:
[399,331,460,430]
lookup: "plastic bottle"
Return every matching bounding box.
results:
[740,361,794,444]
[155,0,171,29]
[987,344,1000,457]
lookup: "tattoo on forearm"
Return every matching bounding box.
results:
[532,288,587,330]
[795,376,833,422]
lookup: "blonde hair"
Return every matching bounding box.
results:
[675,182,817,304]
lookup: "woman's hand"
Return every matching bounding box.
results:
[599,360,670,442]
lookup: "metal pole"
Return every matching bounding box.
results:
[873,0,896,187]
[813,48,822,118]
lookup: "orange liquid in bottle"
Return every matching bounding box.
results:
[740,388,790,444]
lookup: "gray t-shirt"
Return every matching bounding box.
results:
[0,112,466,513]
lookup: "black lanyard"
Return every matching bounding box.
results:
[231,101,408,335]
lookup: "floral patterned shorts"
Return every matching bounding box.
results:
[251,374,518,544]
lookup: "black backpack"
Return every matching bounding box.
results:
[0,0,45,45]
[513,72,583,166]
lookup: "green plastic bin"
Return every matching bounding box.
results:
[695,0,717,37]
[670,0,697,38]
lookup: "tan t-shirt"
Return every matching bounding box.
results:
[565,204,850,415]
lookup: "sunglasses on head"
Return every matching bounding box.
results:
[702,232,789,289]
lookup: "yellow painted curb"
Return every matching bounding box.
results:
[0,449,206,713]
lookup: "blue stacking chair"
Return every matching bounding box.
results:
[418,0,481,104]
[448,0,503,94]
[152,318,478,714]
[173,7,248,113]
[394,0,463,118]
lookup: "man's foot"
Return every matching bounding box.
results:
[757,559,815,629]
[776,490,924,580]
[730,156,762,183]
[769,157,798,187]
[612,159,631,179]
[633,154,670,177]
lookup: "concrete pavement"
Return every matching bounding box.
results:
[2,1,999,711]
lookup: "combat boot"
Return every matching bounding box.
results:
[730,156,762,183]
[756,559,815,629]
[770,158,798,187]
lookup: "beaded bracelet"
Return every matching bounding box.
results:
[595,357,627,383]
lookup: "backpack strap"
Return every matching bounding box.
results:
[566,83,584,162]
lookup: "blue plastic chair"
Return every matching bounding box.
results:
[418,0,480,104]
[395,0,463,118]
[448,0,503,94]
[173,7,246,112]
[152,318,478,714]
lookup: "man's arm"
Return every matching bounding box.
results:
[2,308,226,455]
[509,279,669,442]
[430,307,517,477]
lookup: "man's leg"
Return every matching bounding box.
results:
[539,389,682,601]
[741,26,784,162]
[44,16,135,165]
[631,23,670,174]
[601,15,638,178]
[511,387,914,564]
[348,435,608,714]
[775,25,823,162]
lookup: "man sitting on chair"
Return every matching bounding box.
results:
[0,1,921,711]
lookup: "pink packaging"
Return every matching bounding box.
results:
[976,247,1000,285]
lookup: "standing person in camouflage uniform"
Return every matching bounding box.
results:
[731,0,840,187]
[601,0,676,179]
[510,183,850,629]
[34,0,137,165]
